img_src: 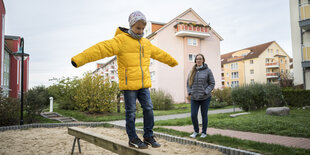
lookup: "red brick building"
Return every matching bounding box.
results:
[0,1,30,97]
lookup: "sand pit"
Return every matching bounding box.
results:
[0,126,223,155]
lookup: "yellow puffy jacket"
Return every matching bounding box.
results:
[71,27,178,90]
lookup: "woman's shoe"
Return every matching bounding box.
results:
[190,132,198,138]
[200,133,207,138]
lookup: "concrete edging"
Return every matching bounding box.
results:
[0,123,260,155]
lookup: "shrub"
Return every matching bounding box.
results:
[212,87,232,105]
[150,89,174,110]
[48,77,79,110]
[74,72,119,113]
[209,100,228,109]
[282,88,310,107]
[24,86,50,123]
[0,89,20,126]
[231,83,283,111]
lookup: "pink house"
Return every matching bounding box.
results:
[146,8,223,103]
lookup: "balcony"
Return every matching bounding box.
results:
[174,23,211,38]
[299,4,310,30]
[265,62,279,68]
[302,45,310,67]
[266,72,279,78]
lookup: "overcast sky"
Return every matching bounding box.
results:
[3,0,291,88]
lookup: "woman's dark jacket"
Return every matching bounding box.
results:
[187,63,215,101]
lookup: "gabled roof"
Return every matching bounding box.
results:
[147,8,223,41]
[221,41,275,65]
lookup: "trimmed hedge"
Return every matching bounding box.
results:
[282,88,310,107]
[231,83,284,111]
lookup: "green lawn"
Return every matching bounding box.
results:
[47,102,233,122]
[139,108,310,138]
[154,127,310,155]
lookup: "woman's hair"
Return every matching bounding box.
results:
[189,54,205,87]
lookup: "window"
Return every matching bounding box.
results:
[231,72,239,79]
[226,72,229,77]
[226,82,229,86]
[250,69,254,74]
[189,54,195,62]
[231,81,239,88]
[231,63,238,70]
[276,49,279,54]
[280,59,283,64]
[188,38,198,46]
[281,69,284,73]
[250,60,253,64]
[150,71,155,81]
[251,79,254,84]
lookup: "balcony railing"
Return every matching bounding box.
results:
[300,3,310,21]
[302,45,310,61]
[265,62,279,68]
[266,72,279,78]
[174,23,211,38]
[299,3,310,30]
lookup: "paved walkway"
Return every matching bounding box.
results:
[162,126,310,149]
[108,107,310,149]
[107,107,242,126]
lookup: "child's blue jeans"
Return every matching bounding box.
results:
[123,88,154,140]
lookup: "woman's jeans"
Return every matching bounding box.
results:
[123,88,154,140]
[191,97,211,134]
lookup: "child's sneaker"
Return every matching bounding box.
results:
[200,133,207,138]
[129,138,148,149]
[144,136,161,148]
[190,132,198,138]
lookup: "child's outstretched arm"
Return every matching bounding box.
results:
[71,36,122,68]
[150,44,178,67]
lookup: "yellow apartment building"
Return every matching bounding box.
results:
[221,41,291,87]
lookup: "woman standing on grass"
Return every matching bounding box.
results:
[187,54,215,138]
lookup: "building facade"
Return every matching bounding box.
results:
[0,0,5,93]
[221,41,291,87]
[4,35,30,98]
[290,0,310,89]
[93,57,118,83]
[0,0,30,97]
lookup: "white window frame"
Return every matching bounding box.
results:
[188,38,198,46]
[231,72,239,79]
[231,81,239,88]
[231,63,238,70]
[189,54,196,62]
[250,69,254,74]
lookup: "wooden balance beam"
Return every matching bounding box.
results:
[68,127,161,155]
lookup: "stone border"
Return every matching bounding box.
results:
[0,123,260,155]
